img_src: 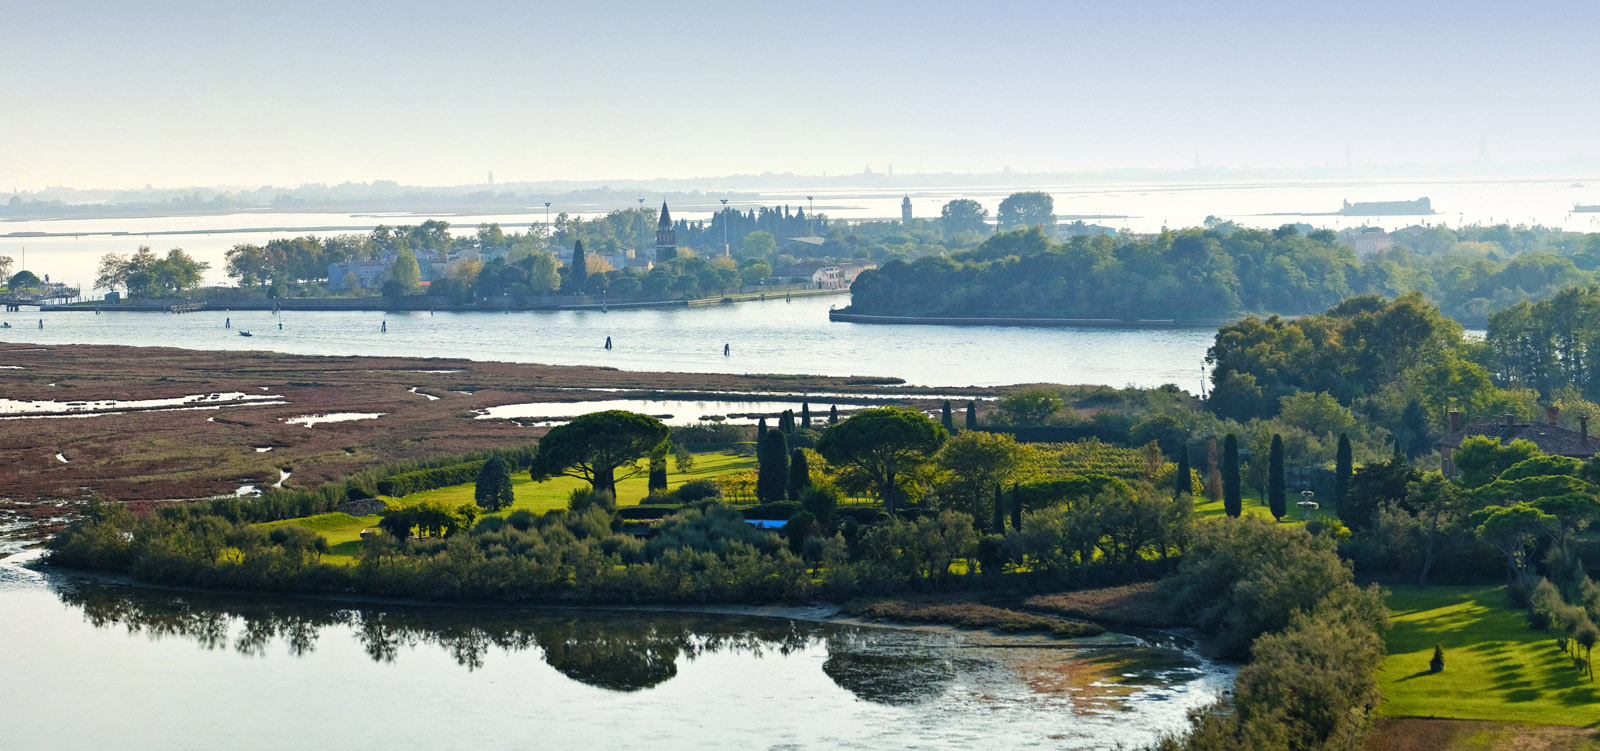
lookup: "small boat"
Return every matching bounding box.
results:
[0,323,10,329]
[238,330,253,337]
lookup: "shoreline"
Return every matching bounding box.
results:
[19,553,1151,648]
[829,310,1225,329]
[41,287,847,313]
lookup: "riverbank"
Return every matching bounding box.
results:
[43,286,847,313]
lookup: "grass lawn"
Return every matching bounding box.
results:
[1190,493,1333,526]
[264,451,755,562]
[1380,585,1600,726]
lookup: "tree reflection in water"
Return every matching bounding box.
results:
[55,582,956,703]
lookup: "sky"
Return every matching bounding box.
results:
[4,0,1599,190]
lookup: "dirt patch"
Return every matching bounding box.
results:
[1367,718,1600,751]
[1024,582,1178,629]
[845,596,1105,638]
[0,342,987,501]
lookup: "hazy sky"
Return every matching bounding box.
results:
[4,0,1598,190]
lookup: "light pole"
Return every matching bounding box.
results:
[638,198,646,256]
[543,202,552,247]
[720,198,730,256]
[806,196,814,234]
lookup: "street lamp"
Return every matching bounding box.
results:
[637,198,646,255]
[806,196,814,234]
[543,202,552,247]
[720,198,730,256]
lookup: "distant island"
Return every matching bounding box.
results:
[1574,204,1600,213]
[1260,196,1435,218]
[1337,197,1433,215]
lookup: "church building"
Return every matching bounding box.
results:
[654,201,677,262]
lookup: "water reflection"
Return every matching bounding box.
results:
[55,582,959,702]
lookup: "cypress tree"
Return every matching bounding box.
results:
[801,402,812,430]
[1334,433,1353,506]
[966,400,978,431]
[1268,434,1286,520]
[757,417,767,438]
[1222,434,1241,518]
[779,409,796,434]
[787,448,810,500]
[474,455,515,511]
[993,483,1005,532]
[757,429,789,503]
[1174,446,1191,497]
[940,401,955,433]
[828,405,839,425]
[567,239,588,293]
[648,464,668,493]
[1010,482,1023,530]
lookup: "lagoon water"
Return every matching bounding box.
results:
[0,296,1216,388]
[0,544,1230,750]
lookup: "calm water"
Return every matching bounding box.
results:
[0,544,1229,750]
[0,296,1215,388]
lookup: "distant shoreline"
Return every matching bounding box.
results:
[828,310,1223,329]
[41,288,847,313]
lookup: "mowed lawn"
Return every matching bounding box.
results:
[262,451,755,562]
[1190,494,1334,525]
[1381,585,1600,726]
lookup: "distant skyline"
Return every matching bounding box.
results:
[5,0,1599,190]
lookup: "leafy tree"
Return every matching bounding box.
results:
[1452,436,1541,489]
[530,410,669,496]
[996,191,1055,231]
[473,456,515,511]
[1268,434,1286,520]
[815,406,948,514]
[1473,502,1557,582]
[1340,454,1420,531]
[383,247,422,297]
[8,269,39,289]
[995,389,1063,426]
[940,401,954,433]
[799,484,838,520]
[740,230,777,259]
[940,198,989,237]
[0,256,12,281]
[1334,433,1353,506]
[1222,434,1242,517]
[786,447,811,500]
[757,429,789,503]
[933,431,1027,523]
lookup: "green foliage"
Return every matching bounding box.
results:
[996,192,1054,231]
[531,410,670,495]
[95,246,210,298]
[1221,434,1241,518]
[1164,516,1356,659]
[473,456,515,511]
[932,431,1028,523]
[1453,436,1542,489]
[1267,434,1285,520]
[815,406,947,514]
[1334,433,1353,505]
[756,429,789,503]
[994,389,1063,426]
[786,448,811,500]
